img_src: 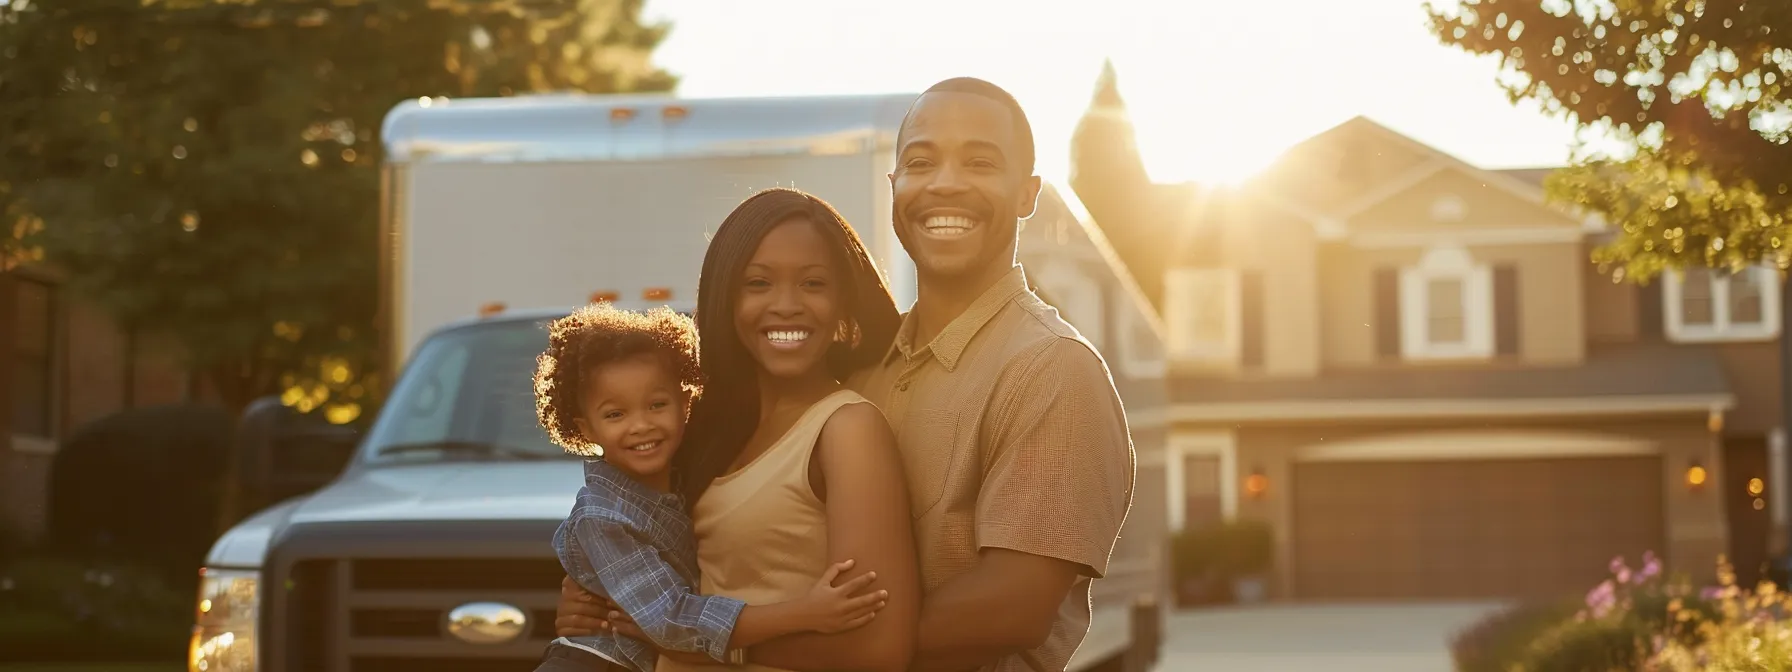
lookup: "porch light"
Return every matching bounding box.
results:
[1685,461,1708,489]
[1243,468,1269,500]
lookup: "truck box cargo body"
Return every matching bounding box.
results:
[191,93,1168,672]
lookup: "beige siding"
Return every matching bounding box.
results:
[1349,168,1572,233]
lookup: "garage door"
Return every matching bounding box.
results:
[1291,456,1664,601]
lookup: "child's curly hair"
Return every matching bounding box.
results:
[533,304,701,456]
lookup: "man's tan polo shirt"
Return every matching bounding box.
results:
[851,266,1136,672]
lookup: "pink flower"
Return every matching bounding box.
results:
[1587,580,1618,617]
[1639,553,1662,582]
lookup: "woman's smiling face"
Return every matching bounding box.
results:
[732,217,845,381]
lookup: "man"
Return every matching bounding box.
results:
[556,77,1136,672]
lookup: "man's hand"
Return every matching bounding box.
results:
[554,575,620,637]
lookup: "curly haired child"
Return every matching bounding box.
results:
[531,303,886,672]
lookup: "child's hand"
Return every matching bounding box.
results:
[802,559,888,634]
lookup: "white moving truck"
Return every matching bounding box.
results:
[191,93,1168,672]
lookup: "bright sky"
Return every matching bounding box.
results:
[643,0,1582,186]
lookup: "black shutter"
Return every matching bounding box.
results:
[1374,267,1401,359]
[1494,264,1521,357]
[1240,270,1265,369]
[1638,281,1665,342]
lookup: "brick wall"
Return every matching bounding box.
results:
[3,270,202,542]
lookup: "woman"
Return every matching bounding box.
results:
[570,187,919,672]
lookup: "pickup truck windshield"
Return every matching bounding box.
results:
[358,317,571,465]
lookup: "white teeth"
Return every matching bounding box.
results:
[924,216,976,237]
[766,330,811,343]
[629,441,658,452]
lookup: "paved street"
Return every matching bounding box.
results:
[1156,602,1507,671]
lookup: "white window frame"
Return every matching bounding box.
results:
[1662,265,1781,343]
[1164,267,1241,364]
[1114,302,1168,380]
[1167,431,1238,532]
[1399,245,1494,361]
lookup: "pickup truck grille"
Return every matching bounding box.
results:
[262,520,565,672]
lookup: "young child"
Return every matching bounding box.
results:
[531,304,886,672]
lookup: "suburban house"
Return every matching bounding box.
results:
[0,261,205,540]
[1070,63,1785,601]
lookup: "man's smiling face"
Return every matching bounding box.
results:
[890,90,1042,287]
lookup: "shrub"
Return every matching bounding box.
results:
[1452,551,1726,672]
[47,403,232,586]
[1170,526,1217,582]
[1216,518,1275,577]
[1172,518,1276,581]
[1450,599,1581,672]
[1514,612,1655,672]
[0,553,190,661]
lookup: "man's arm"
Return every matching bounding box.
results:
[561,514,745,663]
[911,338,1136,672]
[909,549,1081,672]
[743,402,921,672]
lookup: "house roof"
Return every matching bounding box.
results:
[1171,342,1734,422]
[1496,167,1557,189]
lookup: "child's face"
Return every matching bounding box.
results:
[573,353,687,490]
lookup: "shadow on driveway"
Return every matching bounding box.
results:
[1156,602,1507,671]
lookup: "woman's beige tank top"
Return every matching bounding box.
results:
[657,389,869,672]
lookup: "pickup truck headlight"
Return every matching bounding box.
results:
[189,568,259,672]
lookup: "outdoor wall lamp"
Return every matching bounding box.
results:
[1686,460,1709,490]
[1243,468,1269,500]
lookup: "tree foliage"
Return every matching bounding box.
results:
[0,0,676,421]
[1427,0,1792,283]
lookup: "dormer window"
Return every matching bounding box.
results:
[1399,245,1494,361]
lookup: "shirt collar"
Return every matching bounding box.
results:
[585,458,684,507]
[886,266,1030,372]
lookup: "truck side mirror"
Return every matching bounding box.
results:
[236,396,362,512]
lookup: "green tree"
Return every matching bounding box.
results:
[0,0,675,527]
[1426,0,1792,282]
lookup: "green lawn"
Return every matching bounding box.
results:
[0,665,181,672]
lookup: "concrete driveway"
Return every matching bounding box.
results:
[1156,602,1508,671]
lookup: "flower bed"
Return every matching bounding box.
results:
[1452,552,1788,671]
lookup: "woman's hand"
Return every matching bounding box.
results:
[554,575,620,637]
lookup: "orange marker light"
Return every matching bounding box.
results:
[1244,472,1269,499]
[662,105,689,121]
[643,287,672,301]
[589,291,619,304]
[478,302,506,318]
[610,107,636,122]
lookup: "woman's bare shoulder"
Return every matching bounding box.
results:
[819,398,893,443]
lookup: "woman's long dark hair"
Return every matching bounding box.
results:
[673,188,902,504]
